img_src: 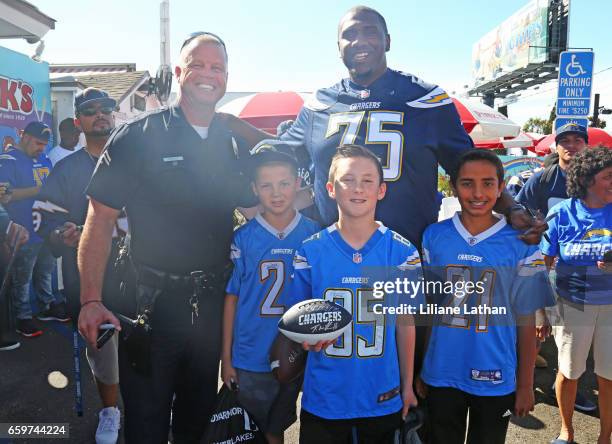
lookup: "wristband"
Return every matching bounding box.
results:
[81,300,102,308]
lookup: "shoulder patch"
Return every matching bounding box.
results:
[302,232,321,243]
[304,88,336,111]
[0,154,16,161]
[406,86,453,109]
[518,250,547,276]
[398,250,422,271]
[392,231,411,247]
[32,200,69,214]
[293,252,310,270]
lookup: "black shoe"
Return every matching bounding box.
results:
[0,339,20,351]
[16,319,43,338]
[36,302,70,322]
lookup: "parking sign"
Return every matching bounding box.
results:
[556,51,594,118]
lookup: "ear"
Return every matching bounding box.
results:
[174,65,182,79]
[251,182,258,197]
[498,180,505,198]
[326,181,335,199]
[74,117,83,132]
[385,34,391,52]
[377,182,387,200]
[451,183,458,197]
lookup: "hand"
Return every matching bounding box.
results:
[535,309,551,341]
[221,360,239,390]
[597,260,612,273]
[51,222,81,248]
[6,222,28,247]
[302,339,335,352]
[514,386,534,417]
[401,386,418,420]
[0,182,11,204]
[415,376,428,399]
[509,209,548,245]
[78,301,121,347]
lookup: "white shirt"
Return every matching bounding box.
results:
[190,125,209,139]
[48,144,82,166]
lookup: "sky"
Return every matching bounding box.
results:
[3,0,612,127]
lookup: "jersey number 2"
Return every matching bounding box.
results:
[325,111,404,181]
[259,260,285,316]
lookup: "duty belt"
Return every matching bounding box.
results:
[135,263,220,325]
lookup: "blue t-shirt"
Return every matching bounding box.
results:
[281,69,473,247]
[0,148,51,243]
[421,213,554,396]
[226,212,319,372]
[540,199,611,305]
[290,223,423,419]
[516,164,567,215]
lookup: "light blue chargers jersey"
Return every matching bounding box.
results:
[226,212,319,372]
[290,223,423,419]
[421,213,555,396]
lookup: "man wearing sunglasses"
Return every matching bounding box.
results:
[34,87,122,444]
[77,33,253,443]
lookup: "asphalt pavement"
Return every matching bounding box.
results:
[0,321,602,444]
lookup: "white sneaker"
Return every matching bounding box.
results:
[95,406,120,444]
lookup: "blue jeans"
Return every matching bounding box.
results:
[11,242,63,320]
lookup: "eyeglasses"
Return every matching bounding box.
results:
[181,31,226,50]
[79,106,114,117]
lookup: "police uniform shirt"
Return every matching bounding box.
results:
[86,106,253,274]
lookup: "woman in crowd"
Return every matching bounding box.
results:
[539,146,612,444]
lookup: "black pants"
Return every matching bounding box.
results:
[118,285,223,444]
[426,386,515,444]
[299,409,402,444]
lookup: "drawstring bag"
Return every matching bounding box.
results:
[201,385,266,444]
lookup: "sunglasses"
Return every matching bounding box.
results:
[181,31,226,50]
[79,106,114,117]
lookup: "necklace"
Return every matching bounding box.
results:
[83,147,98,166]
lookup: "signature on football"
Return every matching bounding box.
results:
[310,321,339,333]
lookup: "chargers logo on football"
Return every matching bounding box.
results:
[406,87,453,109]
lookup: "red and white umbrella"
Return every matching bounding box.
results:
[535,128,612,155]
[474,132,536,151]
[218,91,310,134]
[451,97,521,141]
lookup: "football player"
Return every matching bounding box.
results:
[418,150,555,444]
[289,145,421,443]
[222,141,319,444]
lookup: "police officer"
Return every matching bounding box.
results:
[77,33,252,443]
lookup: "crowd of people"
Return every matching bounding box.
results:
[0,5,610,444]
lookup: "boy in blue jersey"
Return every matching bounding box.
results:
[221,141,319,444]
[418,150,554,444]
[290,145,420,443]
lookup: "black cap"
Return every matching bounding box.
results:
[555,123,588,144]
[249,139,299,177]
[23,121,51,142]
[74,87,116,112]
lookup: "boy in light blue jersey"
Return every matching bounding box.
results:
[290,145,421,443]
[419,150,555,444]
[221,141,319,444]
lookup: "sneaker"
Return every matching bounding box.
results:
[96,406,120,444]
[36,302,70,322]
[552,383,597,412]
[535,354,548,368]
[16,319,43,338]
[0,339,20,351]
[574,390,597,412]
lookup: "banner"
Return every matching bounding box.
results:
[438,155,545,180]
[472,0,549,83]
[0,45,52,151]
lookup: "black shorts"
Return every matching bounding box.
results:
[426,385,515,444]
[299,409,402,444]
